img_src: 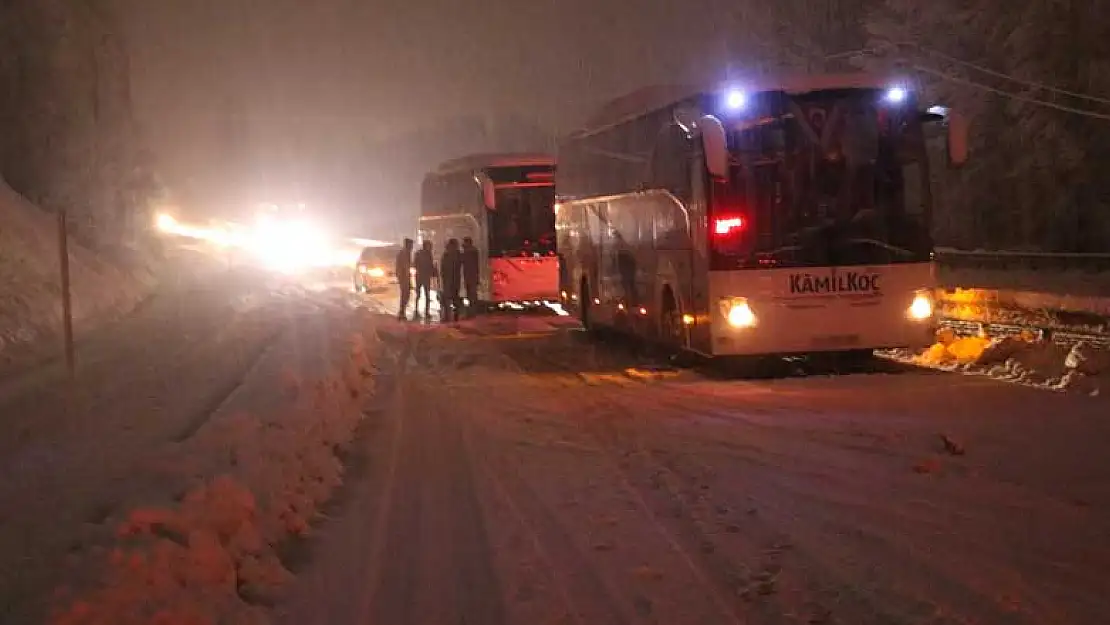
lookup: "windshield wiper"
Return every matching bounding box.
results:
[834,237,917,257]
[757,244,805,257]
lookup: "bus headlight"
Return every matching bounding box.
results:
[723,297,757,328]
[908,291,934,320]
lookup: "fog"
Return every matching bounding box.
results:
[119,0,736,238]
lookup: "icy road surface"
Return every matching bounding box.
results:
[278,303,1110,625]
[0,267,361,624]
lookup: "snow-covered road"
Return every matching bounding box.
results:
[0,268,366,624]
[5,277,1109,624]
[278,299,1110,625]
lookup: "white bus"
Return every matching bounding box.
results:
[556,74,969,358]
[419,153,559,306]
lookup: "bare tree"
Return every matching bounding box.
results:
[867,0,1110,252]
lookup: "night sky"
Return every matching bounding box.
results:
[120,0,740,234]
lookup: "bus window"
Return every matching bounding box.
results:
[708,165,753,267]
[489,184,556,257]
[715,88,934,269]
[651,123,694,202]
[653,194,688,250]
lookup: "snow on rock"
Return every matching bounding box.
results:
[883,329,1109,396]
[48,329,382,624]
[0,178,154,365]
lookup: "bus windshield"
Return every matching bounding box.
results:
[489,184,556,257]
[712,88,933,270]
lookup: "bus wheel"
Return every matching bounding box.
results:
[835,349,879,371]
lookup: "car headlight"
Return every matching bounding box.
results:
[367,267,386,278]
[907,291,934,320]
[720,297,757,328]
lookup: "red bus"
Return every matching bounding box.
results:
[419,153,559,306]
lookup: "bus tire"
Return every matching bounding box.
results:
[836,349,879,371]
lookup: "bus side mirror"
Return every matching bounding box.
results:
[946,110,969,167]
[673,106,700,133]
[699,115,729,180]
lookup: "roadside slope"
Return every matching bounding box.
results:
[0,178,152,367]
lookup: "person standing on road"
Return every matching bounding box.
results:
[439,238,462,322]
[412,240,437,320]
[395,238,414,320]
[461,236,480,318]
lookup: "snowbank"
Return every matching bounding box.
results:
[882,328,1109,396]
[47,327,381,625]
[0,179,154,365]
[938,286,1110,330]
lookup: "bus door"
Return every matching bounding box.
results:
[593,201,621,307]
[584,201,605,299]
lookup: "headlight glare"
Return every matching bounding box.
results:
[908,291,934,320]
[723,297,757,328]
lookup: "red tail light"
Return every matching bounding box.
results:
[713,216,745,236]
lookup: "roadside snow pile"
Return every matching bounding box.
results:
[0,178,154,363]
[883,328,1109,395]
[938,287,1110,333]
[940,265,1110,300]
[48,330,380,625]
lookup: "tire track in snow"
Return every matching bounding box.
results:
[582,386,879,623]
[581,373,1097,623]
[565,397,756,625]
[350,326,507,625]
[515,333,1084,623]
[383,326,636,625]
[455,330,751,623]
[350,328,415,625]
[493,332,842,624]
[471,432,635,625]
[170,324,283,442]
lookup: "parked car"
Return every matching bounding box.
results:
[353,245,400,292]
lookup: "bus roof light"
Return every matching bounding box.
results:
[725,89,746,110]
[885,86,907,104]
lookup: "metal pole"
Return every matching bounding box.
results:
[58,209,75,377]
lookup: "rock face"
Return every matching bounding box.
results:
[0,0,160,252]
[0,1,161,366]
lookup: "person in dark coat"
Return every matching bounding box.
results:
[439,238,462,322]
[412,240,437,320]
[394,238,414,320]
[461,236,480,318]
